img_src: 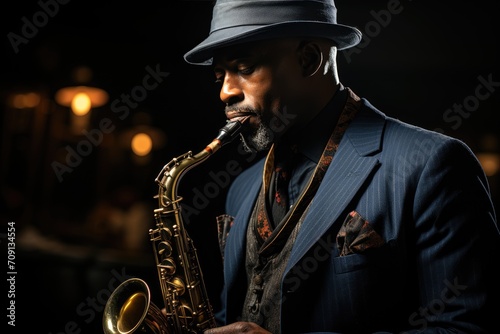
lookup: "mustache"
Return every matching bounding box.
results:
[225,105,259,118]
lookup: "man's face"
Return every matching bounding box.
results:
[213,39,303,153]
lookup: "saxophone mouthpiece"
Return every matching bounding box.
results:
[215,115,250,145]
[205,116,250,154]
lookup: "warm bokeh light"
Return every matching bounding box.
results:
[131,132,153,156]
[55,85,109,108]
[71,92,92,116]
[23,92,41,108]
[10,92,41,109]
[477,153,500,177]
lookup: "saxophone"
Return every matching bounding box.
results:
[102,117,248,334]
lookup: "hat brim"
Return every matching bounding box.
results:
[184,21,362,65]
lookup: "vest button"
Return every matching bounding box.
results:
[253,274,263,285]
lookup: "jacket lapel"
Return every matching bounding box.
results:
[224,159,264,287]
[285,102,386,273]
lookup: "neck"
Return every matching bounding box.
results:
[284,81,340,139]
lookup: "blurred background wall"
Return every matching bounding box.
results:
[1,1,499,332]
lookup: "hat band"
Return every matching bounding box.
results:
[211,0,337,33]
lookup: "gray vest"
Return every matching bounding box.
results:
[240,202,308,333]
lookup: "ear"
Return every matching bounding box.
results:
[297,41,323,77]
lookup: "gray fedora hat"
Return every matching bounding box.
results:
[184,0,363,65]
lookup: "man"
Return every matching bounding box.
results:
[183,1,500,333]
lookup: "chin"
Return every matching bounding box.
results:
[241,123,275,153]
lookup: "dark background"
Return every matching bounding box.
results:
[1,1,499,333]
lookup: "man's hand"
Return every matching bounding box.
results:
[204,322,272,333]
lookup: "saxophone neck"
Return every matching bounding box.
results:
[155,117,249,184]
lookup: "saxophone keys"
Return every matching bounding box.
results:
[159,259,176,276]
[158,241,173,257]
[170,277,186,296]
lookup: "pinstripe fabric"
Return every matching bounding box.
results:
[217,95,500,333]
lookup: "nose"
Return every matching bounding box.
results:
[220,73,243,106]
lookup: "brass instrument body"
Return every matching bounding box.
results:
[103,119,247,334]
[151,148,217,333]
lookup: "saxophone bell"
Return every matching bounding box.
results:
[103,278,170,334]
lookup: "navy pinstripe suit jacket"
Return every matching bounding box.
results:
[216,95,499,333]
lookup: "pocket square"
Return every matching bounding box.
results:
[336,210,385,256]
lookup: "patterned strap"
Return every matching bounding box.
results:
[256,88,362,255]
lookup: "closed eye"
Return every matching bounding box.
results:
[238,65,255,75]
[214,69,224,85]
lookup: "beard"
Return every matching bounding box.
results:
[227,101,291,153]
[240,121,275,153]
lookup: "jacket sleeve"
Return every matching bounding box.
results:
[405,137,499,333]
